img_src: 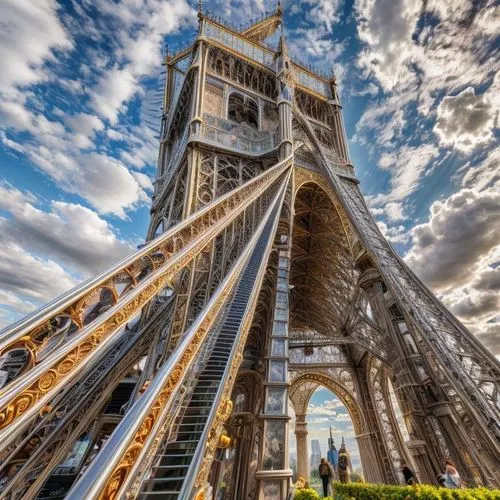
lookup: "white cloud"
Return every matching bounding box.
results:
[107,129,126,142]
[91,66,139,125]
[0,0,195,219]
[308,399,346,416]
[64,112,105,137]
[303,0,342,31]
[370,143,440,205]
[355,0,421,90]
[292,28,338,59]
[0,100,150,217]
[371,202,408,222]
[333,413,351,422]
[0,0,72,92]
[0,183,134,277]
[405,150,500,354]
[308,417,331,424]
[0,183,134,324]
[63,113,105,150]
[89,0,195,124]
[0,290,36,315]
[376,221,410,245]
[406,187,499,293]
[132,171,154,192]
[0,241,77,303]
[434,84,498,152]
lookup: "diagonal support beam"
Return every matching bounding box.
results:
[67,170,291,500]
[0,156,292,448]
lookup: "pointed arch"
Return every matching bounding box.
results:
[289,372,366,435]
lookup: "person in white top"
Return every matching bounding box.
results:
[443,460,462,489]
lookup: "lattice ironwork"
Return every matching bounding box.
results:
[1,9,499,498]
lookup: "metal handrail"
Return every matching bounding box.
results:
[0,156,289,351]
[190,113,279,156]
[66,166,291,500]
[0,158,292,449]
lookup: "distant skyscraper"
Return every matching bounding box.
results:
[327,426,338,472]
[310,439,322,469]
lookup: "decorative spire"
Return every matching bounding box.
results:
[278,32,288,58]
[197,0,203,17]
[276,0,283,16]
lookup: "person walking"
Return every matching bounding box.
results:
[442,460,462,489]
[318,457,332,498]
[400,462,416,485]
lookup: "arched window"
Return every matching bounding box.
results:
[227,92,259,129]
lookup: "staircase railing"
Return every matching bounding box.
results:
[0,156,292,450]
[180,171,288,499]
[66,169,291,500]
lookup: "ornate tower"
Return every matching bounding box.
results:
[0,6,499,500]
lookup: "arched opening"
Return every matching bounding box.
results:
[289,384,362,493]
[227,92,259,129]
[290,181,355,339]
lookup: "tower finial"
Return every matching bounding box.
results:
[198,0,203,16]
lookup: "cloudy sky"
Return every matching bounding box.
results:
[0,0,498,360]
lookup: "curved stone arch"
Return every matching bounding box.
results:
[289,371,366,435]
[293,168,353,253]
[289,180,357,337]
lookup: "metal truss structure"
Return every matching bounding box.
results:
[0,6,499,500]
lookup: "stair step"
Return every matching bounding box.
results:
[158,454,194,467]
[151,476,186,483]
[140,492,179,498]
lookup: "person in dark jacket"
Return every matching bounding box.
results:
[400,462,416,485]
[318,457,332,497]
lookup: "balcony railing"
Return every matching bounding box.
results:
[201,19,275,69]
[193,113,278,155]
[292,64,332,98]
[294,149,356,180]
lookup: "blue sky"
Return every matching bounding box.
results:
[0,0,498,360]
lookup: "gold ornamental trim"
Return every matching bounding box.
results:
[99,250,243,500]
[0,160,291,437]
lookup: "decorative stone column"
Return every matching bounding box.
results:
[355,432,384,483]
[276,35,293,161]
[295,414,309,481]
[255,246,292,500]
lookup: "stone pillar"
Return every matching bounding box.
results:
[328,80,350,163]
[276,36,293,161]
[295,414,309,481]
[360,269,437,483]
[256,247,292,500]
[189,40,206,136]
[278,96,293,160]
[355,432,384,483]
